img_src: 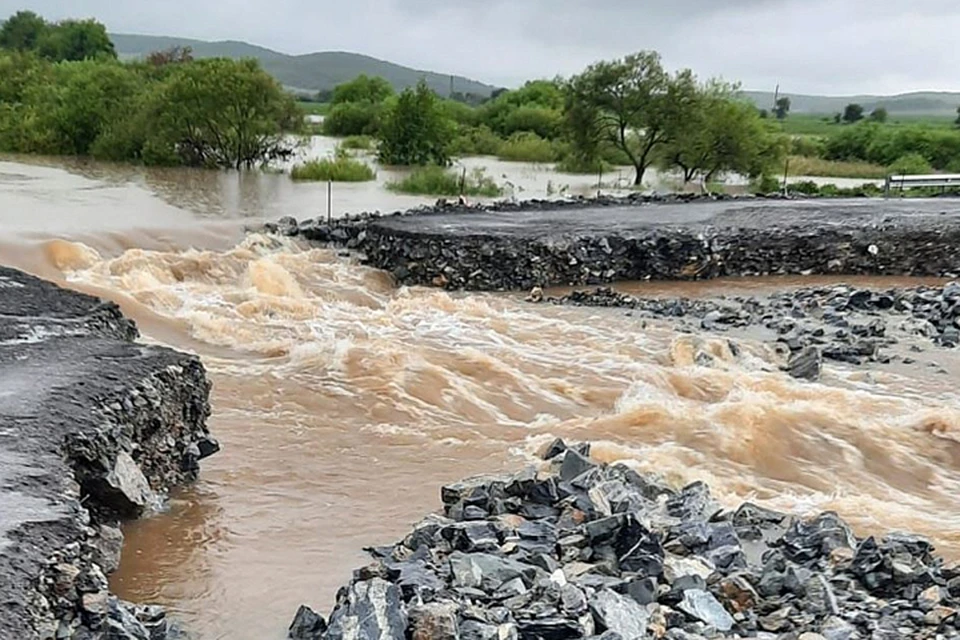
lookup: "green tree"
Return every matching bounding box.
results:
[869,107,888,123]
[378,81,454,166]
[955,105,960,128]
[565,51,694,185]
[842,103,864,124]
[0,10,48,51]
[143,58,301,168]
[773,96,791,120]
[659,82,785,186]
[37,19,115,61]
[331,74,394,105]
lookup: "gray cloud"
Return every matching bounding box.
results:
[3,0,959,94]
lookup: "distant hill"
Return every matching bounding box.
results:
[743,90,960,116]
[109,33,499,98]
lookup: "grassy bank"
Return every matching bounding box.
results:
[290,153,375,181]
[387,166,501,197]
[340,135,375,150]
[299,101,331,116]
[778,113,956,136]
[786,155,888,179]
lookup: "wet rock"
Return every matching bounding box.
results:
[325,578,407,640]
[781,512,856,563]
[677,589,734,631]
[560,448,597,482]
[818,616,858,640]
[589,589,650,639]
[787,346,823,381]
[288,605,327,640]
[409,601,459,640]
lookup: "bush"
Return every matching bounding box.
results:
[888,152,933,175]
[341,135,374,150]
[789,180,820,195]
[387,165,501,197]
[755,174,781,193]
[322,102,381,136]
[378,81,454,166]
[790,136,824,157]
[290,150,375,181]
[496,132,559,163]
[450,125,502,156]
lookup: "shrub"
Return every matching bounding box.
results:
[322,102,381,136]
[789,180,820,195]
[786,155,888,179]
[290,150,375,181]
[888,152,933,175]
[790,136,824,158]
[378,82,454,166]
[450,125,502,156]
[341,135,374,150]
[755,174,781,193]
[496,132,559,163]
[387,165,501,197]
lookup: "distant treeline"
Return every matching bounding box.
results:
[0,11,301,168]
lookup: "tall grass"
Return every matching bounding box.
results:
[496,132,560,163]
[786,155,888,179]
[290,149,376,182]
[387,166,502,197]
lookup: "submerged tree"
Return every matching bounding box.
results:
[658,81,786,187]
[378,81,454,166]
[564,51,687,185]
[143,58,302,168]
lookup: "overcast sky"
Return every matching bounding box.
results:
[3,0,958,95]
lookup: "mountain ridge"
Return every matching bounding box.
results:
[110,34,960,114]
[109,33,500,97]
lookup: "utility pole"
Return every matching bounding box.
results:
[449,75,454,99]
[773,83,780,111]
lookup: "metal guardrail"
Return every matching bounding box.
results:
[884,173,960,196]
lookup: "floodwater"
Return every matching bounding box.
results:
[1,150,960,640]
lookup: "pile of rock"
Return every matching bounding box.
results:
[264,197,960,292]
[0,267,217,640]
[288,440,960,640]
[545,283,960,379]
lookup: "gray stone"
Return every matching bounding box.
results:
[325,578,407,640]
[288,605,326,640]
[458,620,498,640]
[560,449,596,482]
[103,451,154,516]
[819,615,858,640]
[589,590,649,639]
[787,346,823,381]
[677,589,734,632]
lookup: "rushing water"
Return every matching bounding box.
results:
[1,152,959,640]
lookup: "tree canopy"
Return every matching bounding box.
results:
[378,81,454,166]
[0,13,115,61]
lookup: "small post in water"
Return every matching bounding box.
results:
[597,166,603,198]
[326,180,332,224]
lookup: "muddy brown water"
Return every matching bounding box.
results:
[2,155,960,640]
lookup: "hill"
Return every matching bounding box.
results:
[109,33,499,97]
[743,90,960,116]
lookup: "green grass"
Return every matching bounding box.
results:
[777,113,956,136]
[298,101,331,116]
[290,152,375,182]
[495,133,560,163]
[786,155,888,179]
[387,165,502,197]
[340,135,375,150]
